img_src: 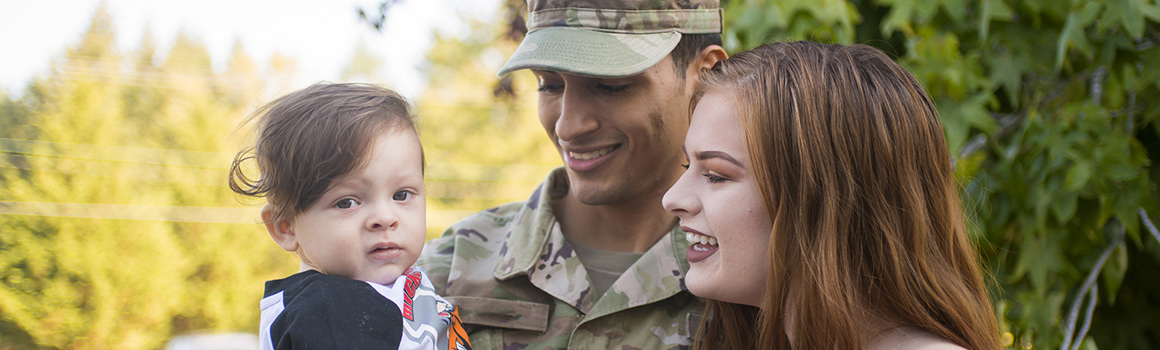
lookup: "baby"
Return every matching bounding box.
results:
[229,83,470,350]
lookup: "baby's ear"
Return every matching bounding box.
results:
[262,205,298,252]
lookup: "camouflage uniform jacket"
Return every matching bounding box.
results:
[418,167,702,350]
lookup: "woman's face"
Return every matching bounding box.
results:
[662,90,773,308]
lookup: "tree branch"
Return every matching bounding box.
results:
[1070,284,1098,350]
[1060,219,1124,350]
[1140,208,1160,244]
[953,113,1024,167]
[1090,66,1107,104]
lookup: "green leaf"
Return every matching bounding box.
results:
[1011,230,1069,295]
[1120,63,1138,91]
[1033,182,1052,231]
[1079,337,1100,350]
[979,0,1015,40]
[880,0,915,36]
[1055,10,1096,71]
[987,50,1029,107]
[1103,0,1146,39]
[1141,0,1160,22]
[1065,162,1093,191]
[1100,244,1128,304]
[1053,191,1079,224]
[1056,13,1080,72]
[938,0,968,23]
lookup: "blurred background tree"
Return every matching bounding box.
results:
[0,6,300,349]
[415,14,559,237]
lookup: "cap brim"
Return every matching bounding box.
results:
[497,27,682,79]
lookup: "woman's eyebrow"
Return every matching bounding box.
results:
[694,150,743,167]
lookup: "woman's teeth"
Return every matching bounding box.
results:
[685,231,718,246]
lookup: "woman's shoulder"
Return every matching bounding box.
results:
[867,326,968,350]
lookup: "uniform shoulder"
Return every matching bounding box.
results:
[430,200,530,245]
[419,200,532,290]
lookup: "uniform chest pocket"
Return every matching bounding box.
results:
[446,296,550,333]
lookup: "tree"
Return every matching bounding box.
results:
[0,6,297,349]
[410,12,559,238]
[341,38,387,82]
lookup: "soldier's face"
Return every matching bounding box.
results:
[533,56,693,205]
[662,91,772,308]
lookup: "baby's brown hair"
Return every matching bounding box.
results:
[229,82,421,223]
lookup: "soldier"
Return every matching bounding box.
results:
[417,0,727,348]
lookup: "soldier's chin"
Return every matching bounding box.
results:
[570,184,632,206]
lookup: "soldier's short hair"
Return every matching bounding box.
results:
[670,33,724,80]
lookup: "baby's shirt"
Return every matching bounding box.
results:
[259,267,471,350]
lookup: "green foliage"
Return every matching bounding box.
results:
[415,18,560,238]
[0,7,297,349]
[722,0,1160,348]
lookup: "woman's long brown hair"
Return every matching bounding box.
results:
[691,41,1000,350]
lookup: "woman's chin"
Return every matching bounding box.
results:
[686,266,763,307]
[685,267,720,299]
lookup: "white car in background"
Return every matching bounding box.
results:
[165,331,258,350]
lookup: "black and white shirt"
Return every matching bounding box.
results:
[259,268,470,350]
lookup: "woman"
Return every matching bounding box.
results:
[662,41,1000,349]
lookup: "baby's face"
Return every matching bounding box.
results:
[290,129,426,285]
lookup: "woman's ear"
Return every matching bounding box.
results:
[262,205,298,252]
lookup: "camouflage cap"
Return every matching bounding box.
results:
[497,0,723,78]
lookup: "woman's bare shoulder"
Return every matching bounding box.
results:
[867,326,968,350]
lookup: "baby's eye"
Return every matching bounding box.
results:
[335,198,357,209]
[392,191,413,201]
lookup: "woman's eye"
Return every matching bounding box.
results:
[335,198,357,209]
[703,171,726,184]
[392,191,413,201]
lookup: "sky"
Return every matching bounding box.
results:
[0,0,499,100]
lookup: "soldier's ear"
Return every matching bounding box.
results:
[263,205,299,252]
[684,45,727,92]
[696,45,727,71]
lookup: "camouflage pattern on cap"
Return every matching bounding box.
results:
[528,1,723,34]
[497,0,723,78]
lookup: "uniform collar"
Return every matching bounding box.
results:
[492,168,570,280]
[492,167,694,315]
